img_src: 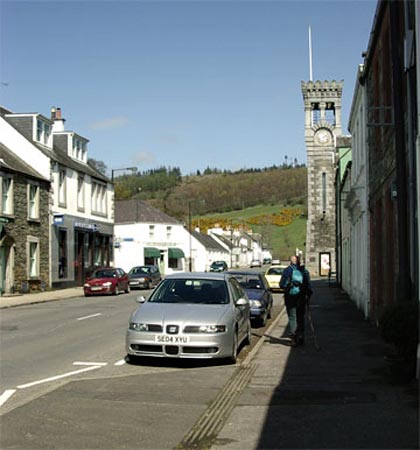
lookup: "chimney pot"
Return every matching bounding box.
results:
[51,107,56,120]
[56,108,62,119]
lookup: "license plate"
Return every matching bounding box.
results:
[129,281,139,285]
[155,335,189,344]
[91,286,102,291]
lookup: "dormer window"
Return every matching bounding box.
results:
[36,119,51,145]
[72,137,87,163]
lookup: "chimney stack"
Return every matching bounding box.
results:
[51,106,65,132]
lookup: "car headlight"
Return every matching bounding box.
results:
[103,282,112,287]
[199,325,226,333]
[139,278,146,282]
[129,323,149,331]
[83,283,90,288]
[250,300,262,307]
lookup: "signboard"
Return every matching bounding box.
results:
[53,214,64,225]
[74,222,99,232]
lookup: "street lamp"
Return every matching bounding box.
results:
[111,167,137,182]
[188,199,205,272]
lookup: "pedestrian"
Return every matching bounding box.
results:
[280,255,312,345]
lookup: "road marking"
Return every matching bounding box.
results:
[17,365,102,389]
[76,313,102,321]
[114,359,126,366]
[73,361,108,367]
[0,389,16,407]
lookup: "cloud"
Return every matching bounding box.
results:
[90,116,129,130]
[132,151,156,165]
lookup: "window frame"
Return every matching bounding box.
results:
[27,182,40,221]
[77,174,85,212]
[27,236,40,279]
[58,167,67,207]
[0,174,14,217]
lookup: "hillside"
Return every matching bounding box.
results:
[115,165,307,221]
[192,203,307,260]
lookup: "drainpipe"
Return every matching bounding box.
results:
[390,0,411,302]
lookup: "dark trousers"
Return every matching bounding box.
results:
[285,294,306,337]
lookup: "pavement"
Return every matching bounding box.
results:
[0,286,84,308]
[211,279,419,450]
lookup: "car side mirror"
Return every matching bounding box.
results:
[235,298,248,307]
[136,296,146,304]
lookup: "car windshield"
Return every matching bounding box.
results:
[149,279,228,304]
[211,262,224,267]
[267,267,284,275]
[234,275,263,290]
[130,267,150,275]
[92,269,116,278]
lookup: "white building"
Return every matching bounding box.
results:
[0,106,114,287]
[191,230,229,272]
[346,65,370,318]
[114,199,188,275]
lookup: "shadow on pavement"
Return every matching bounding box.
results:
[256,279,419,449]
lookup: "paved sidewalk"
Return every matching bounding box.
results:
[0,286,83,308]
[212,280,419,450]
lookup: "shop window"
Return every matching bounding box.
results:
[58,229,68,279]
[28,183,40,220]
[27,237,40,278]
[1,175,13,215]
[168,258,179,269]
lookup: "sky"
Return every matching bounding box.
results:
[0,0,377,175]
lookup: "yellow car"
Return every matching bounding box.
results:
[264,265,287,292]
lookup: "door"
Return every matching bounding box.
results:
[319,252,331,277]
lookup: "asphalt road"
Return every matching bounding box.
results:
[0,279,284,447]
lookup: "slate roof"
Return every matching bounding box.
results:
[213,234,234,250]
[192,231,229,253]
[115,199,181,225]
[0,143,49,181]
[2,113,109,183]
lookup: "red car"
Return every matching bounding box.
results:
[84,267,130,297]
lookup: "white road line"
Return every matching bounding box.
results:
[17,365,102,389]
[76,313,102,321]
[0,389,16,407]
[73,362,108,366]
[114,359,126,366]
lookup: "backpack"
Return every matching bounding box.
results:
[288,267,304,296]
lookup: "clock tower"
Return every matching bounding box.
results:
[301,80,343,276]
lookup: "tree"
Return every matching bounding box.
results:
[88,158,107,175]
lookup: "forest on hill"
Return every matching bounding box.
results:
[112,165,307,221]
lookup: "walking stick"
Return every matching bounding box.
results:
[306,300,321,351]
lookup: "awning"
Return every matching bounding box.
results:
[144,247,161,258]
[168,247,185,259]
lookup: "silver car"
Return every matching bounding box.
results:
[126,272,251,363]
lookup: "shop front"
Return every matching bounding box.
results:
[52,215,114,287]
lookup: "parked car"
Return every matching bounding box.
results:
[126,272,251,363]
[264,265,287,292]
[229,271,273,326]
[129,265,161,289]
[271,259,281,265]
[250,259,262,268]
[84,267,130,297]
[262,258,272,265]
[209,261,228,272]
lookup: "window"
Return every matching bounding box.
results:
[77,175,85,211]
[149,225,155,239]
[166,226,172,239]
[58,229,67,279]
[73,138,87,162]
[325,102,336,125]
[28,183,40,220]
[58,168,66,206]
[36,119,51,145]
[1,175,13,215]
[322,172,327,213]
[311,103,321,126]
[27,238,40,278]
[91,181,107,215]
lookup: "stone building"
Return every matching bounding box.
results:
[301,80,343,276]
[0,143,50,293]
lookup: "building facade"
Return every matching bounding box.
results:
[114,199,186,275]
[0,106,114,287]
[191,231,229,272]
[0,143,50,294]
[301,80,343,276]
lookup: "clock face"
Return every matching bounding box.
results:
[316,130,332,145]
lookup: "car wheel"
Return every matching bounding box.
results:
[148,281,152,290]
[84,293,90,298]
[227,330,238,364]
[125,284,130,294]
[267,306,272,320]
[114,285,120,296]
